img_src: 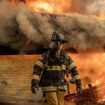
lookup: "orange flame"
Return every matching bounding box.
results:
[26,0,72,14]
[70,52,105,102]
[26,0,105,20]
[98,15,105,20]
[28,1,53,13]
[9,0,105,20]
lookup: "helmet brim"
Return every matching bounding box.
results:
[61,40,68,43]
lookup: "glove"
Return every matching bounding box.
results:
[31,79,39,94]
[75,79,83,94]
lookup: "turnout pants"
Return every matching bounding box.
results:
[45,90,65,105]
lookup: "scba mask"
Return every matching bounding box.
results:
[49,41,62,52]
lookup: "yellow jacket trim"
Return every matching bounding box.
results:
[58,85,67,90]
[41,85,67,91]
[46,65,66,71]
[62,64,66,70]
[74,75,80,80]
[35,61,44,69]
[32,75,40,80]
[68,62,76,70]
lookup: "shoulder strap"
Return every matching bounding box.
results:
[41,51,49,70]
[45,51,49,66]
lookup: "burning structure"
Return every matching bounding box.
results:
[0,0,105,54]
[0,0,105,105]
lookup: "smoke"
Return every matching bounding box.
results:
[70,0,95,14]
[88,0,105,15]
[0,0,105,54]
[70,0,105,15]
[71,0,105,15]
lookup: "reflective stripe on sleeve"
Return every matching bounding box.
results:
[46,65,66,71]
[32,75,40,80]
[35,61,44,69]
[74,75,80,80]
[62,65,66,70]
[68,62,76,70]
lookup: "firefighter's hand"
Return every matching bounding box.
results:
[31,79,39,94]
[76,84,83,94]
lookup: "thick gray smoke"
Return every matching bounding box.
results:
[0,0,105,54]
[71,0,105,15]
[88,0,105,15]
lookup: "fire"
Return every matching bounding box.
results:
[26,0,72,14]
[9,0,105,20]
[26,0,105,20]
[28,1,53,13]
[70,52,105,89]
[69,52,105,103]
[98,15,105,20]
[93,80,101,86]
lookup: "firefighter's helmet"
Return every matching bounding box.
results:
[51,32,68,43]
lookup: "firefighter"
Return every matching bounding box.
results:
[31,32,83,105]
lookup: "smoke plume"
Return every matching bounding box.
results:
[88,0,105,15]
[0,0,105,53]
[70,0,95,14]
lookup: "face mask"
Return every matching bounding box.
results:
[49,41,61,52]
